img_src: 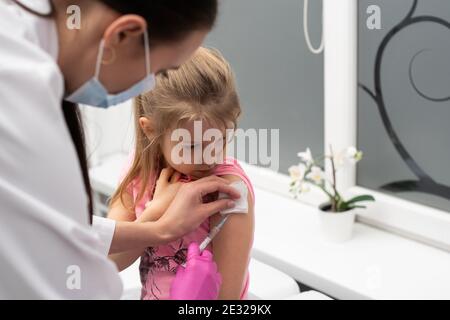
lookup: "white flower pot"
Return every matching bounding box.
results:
[318,203,356,243]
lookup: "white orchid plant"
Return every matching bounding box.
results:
[289,146,375,213]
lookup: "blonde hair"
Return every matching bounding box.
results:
[111,47,241,209]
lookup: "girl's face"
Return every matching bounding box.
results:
[161,120,229,179]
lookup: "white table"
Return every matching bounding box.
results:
[251,187,450,300]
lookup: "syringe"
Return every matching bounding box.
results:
[181,215,229,268]
[199,215,229,252]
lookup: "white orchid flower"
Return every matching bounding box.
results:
[290,179,311,197]
[333,146,363,167]
[297,148,314,165]
[306,166,324,184]
[333,150,346,167]
[288,166,299,180]
[298,182,311,193]
[289,163,307,182]
[345,146,363,164]
[290,146,372,207]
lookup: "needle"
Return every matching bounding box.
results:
[199,215,229,252]
[181,215,229,268]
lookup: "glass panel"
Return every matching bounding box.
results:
[358,0,450,212]
[206,0,324,174]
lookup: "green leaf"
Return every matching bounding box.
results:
[337,201,349,211]
[345,195,375,206]
[348,205,367,210]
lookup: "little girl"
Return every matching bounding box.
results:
[108,48,255,300]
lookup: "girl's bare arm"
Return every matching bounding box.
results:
[107,168,183,271]
[210,175,255,300]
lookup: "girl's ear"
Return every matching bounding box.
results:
[139,117,155,138]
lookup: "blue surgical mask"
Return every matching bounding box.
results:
[65,30,155,108]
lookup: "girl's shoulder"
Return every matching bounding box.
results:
[118,153,140,193]
[118,153,154,215]
[213,157,255,203]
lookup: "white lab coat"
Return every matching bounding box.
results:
[0,0,123,299]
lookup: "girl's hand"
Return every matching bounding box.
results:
[140,168,182,222]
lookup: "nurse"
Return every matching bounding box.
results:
[0,0,239,299]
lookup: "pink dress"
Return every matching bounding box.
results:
[119,157,255,300]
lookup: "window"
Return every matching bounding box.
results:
[206,0,324,174]
[324,0,450,250]
[358,0,450,213]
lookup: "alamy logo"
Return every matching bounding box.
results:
[66,265,81,290]
[367,5,382,30]
[170,121,280,172]
[66,5,81,30]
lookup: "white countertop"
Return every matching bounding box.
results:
[90,154,450,300]
[251,187,450,300]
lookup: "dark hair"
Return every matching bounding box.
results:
[62,0,218,223]
[99,0,218,45]
[62,101,94,224]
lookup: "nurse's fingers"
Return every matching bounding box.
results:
[200,198,236,218]
[187,242,201,260]
[195,175,230,185]
[201,249,214,261]
[197,180,241,200]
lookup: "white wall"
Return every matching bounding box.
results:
[80,101,135,167]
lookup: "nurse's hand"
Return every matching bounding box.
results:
[109,176,239,254]
[170,242,222,300]
[156,176,240,243]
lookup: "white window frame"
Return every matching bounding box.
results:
[324,0,450,251]
[245,0,450,251]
